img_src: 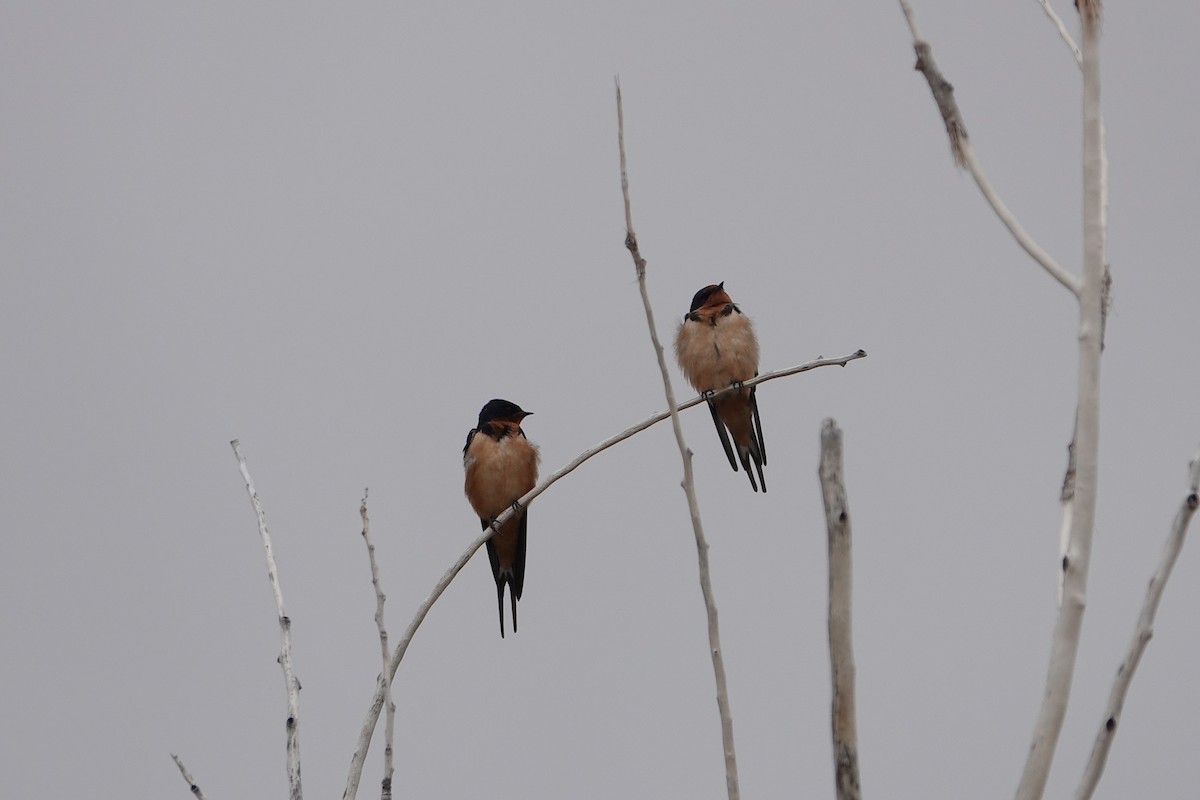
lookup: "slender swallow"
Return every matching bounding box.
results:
[463,398,540,637]
[674,282,767,492]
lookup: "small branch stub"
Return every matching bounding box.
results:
[230,439,303,800]
[170,754,208,800]
[1076,0,1103,26]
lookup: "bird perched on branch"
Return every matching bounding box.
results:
[674,282,767,492]
[463,399,540,637]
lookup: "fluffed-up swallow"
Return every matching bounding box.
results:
[674,282,767,492]
[463,398,540,637]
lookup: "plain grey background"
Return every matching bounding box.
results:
[2,1,1197,797]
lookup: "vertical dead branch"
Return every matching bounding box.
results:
[616,77,741,800]
[343,515,490,800]
[819,420,862,800]
[230,439,303,800]
[1072,449,1200,800]
[359,491,395,800]
[1014,4,1107,799]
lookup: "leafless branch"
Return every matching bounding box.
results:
[896,3,1111,797]
[1031,1,1110,315]
[819,420,862,800]
[898,0,1082,297]
[1036,0,1082,65]
[1014,4,1107,798]
[359,490,395,800]
[340,351,867,797]
[897,0,964,166]
[170,754,208,800]
[340,350,866,795]
[338,362,864,800]
[617,76,740,800]
[230,439,302,800]
[960,145,1082,296]
[1072,448,1200,800]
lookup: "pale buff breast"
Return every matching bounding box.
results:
[675,310,760,393]
[464,433,540,519]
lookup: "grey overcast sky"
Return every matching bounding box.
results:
[2,1,1197,798]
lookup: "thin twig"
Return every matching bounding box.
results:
[359,490,395,800]
[898,0,1082,297]
[170,754,208,800]
[617,76,739,800]
[819,420,862,800]
[339,352,866,798]
[961,144,1081,296]
[230,440,302,800]
[1014,4,1106,799]
[1035,0,1082,65]
[1072,449,1200,800]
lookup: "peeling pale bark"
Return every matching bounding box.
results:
[820,421,862,800]
[231,439,303,800]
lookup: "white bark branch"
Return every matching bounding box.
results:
[1072,448,1200,800]
[1035,0,1082,65]
[617,76,740,800]
[898,0,1082,297]
[358,490,395,800]
[961,144,1082,297]
[1031,1,1109,320]
[1014,4,1106,799]
[819,420,862,800]
[1058,438,1077,606]
[339,349,865,799]
[170,753,208,800]
[897,3,1110,797]
[230,439,302,800]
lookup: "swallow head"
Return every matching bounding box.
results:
[477,398,532,427]
[688,281,731,313]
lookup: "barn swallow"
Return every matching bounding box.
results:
[463,398,540,637]
[674,282,767,492]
